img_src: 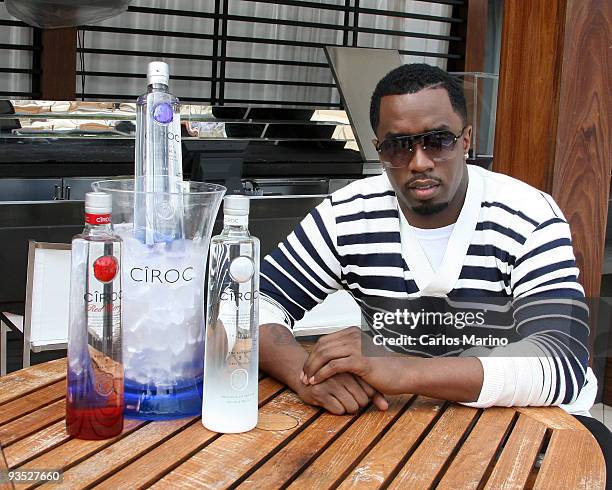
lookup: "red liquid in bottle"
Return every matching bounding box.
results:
[66,403,124,440]
[66,348,124,440]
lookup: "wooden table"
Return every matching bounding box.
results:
[0,359,605,489]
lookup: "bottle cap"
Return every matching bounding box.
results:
[85,192,112,215]
[223,195,250,216]
[147,61,169,86]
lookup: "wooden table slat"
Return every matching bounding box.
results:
[3,421,70,468]
[150,391,319,490]
[0,380,65,426]
[0,399,65,446]
[534,428,606,489]
[0,445,14,490]
[337,396,443,490]
[93,377,286,490]
[437,408,517,490]
[14,419,146,490]
[93,422,217,490]
[254,377,287,407]
[57,418,195,489]
[483,413,548,490]
[0,359,66,406]
[517,406,588,430]
[287,395,413,489]
[388,404,480,489]
[238,411,358,489]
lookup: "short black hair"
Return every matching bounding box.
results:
[369,63,467,133]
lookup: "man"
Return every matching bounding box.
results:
[257,64,609,461]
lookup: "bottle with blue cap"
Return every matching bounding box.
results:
[134,60,183,244]
[203,195,260,433]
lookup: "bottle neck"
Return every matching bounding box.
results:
[147,82,169,93]
[84,212,113,234]
[223,214,249,235]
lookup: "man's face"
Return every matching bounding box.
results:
[374,88,471,227]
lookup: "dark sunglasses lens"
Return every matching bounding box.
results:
[379,138,412,165]
[423,132,457,159]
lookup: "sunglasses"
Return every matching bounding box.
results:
[375,126,467,168]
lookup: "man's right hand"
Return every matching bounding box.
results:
[294,372,389,415]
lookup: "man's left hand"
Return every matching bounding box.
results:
[300,326,406,395]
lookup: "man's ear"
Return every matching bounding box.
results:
[372,138,379,149]
[463,125,472,154]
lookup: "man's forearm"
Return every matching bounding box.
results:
[392,356,484,402]
[259,323,307,391]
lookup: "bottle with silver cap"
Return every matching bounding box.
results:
[66,192,124,439]
[134,60,183,244]
[203,195,260,433]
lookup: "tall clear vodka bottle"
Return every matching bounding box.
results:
[203,196,260,433]
[66,192,124,440]
[134,61,183,244]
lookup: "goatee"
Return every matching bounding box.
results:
[411,201,449,215]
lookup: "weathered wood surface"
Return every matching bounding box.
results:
[0,358,66,404]
[437,408,516,490]
[534,429,607,489]
[0,360,605,489]
[0,380,65,425]
[338,396,441,489]
[387,404,479,489]
[483,415,548,490]
[0,442,13,490]
[287,396,411,489]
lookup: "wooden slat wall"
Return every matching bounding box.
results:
[39,28,76,100]
[493,1,568,193]
[553,0,611,402]
[551,0,611,299]
[494,0,611,298]
[493,0,611,401]
[463,0,488,72]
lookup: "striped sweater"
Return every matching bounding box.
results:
[259,165,595,414]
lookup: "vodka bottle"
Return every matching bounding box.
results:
[134,60,183,244]
[203,196,260,433]
[66,192,124,440]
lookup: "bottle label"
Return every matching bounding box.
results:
[85,213,111,225]
[93,255,118,283]
[224,215,248,227]
[128,265,195,284]
[230,368,249,391]
[152,102,174,125]
[85,289,121,336]
[217,263,258,390]
[229,256,255,283]
[85,251,121,347]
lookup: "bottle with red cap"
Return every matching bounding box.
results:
[66,191,124,439]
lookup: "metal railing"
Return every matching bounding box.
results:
[75,0,464,106]
[0,3,39,99]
